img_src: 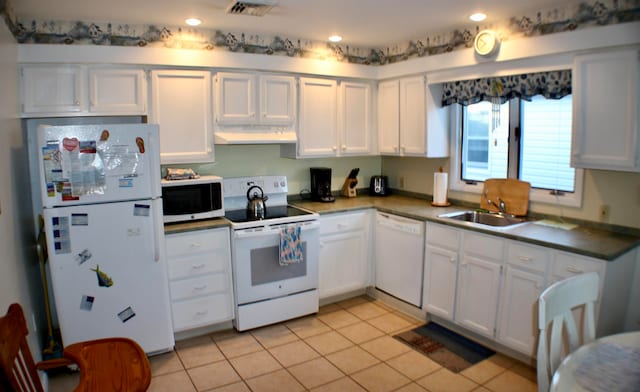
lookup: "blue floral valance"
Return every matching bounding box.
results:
[441,70,572,106]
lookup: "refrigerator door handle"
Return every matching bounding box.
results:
[153,200,164,262]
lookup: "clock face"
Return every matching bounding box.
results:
[474,30,499,57]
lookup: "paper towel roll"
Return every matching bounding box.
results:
[433,172,448,205]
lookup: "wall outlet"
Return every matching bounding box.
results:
[599,204,610,221]
[399,176,405,188]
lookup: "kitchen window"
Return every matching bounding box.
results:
[451,94,583,207]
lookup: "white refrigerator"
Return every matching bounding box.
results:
[36,123,174,354]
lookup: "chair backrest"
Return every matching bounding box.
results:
[0,303,44,392]
[536,272,599,392]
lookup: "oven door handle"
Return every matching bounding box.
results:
[234,220,320,239]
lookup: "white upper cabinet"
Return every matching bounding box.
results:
[571,48,639,171]
[377,76,448,157]
[295,77,338,157]
[150,69,214,164]
[88,68,146,114]
[215,72,296,125]
[338,81,373,155]
[21,64,146,117]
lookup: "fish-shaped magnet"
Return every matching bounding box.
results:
[91,265,114,287]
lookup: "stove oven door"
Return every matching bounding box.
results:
[232,220,319,305]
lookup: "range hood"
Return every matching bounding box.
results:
[214,129,297,144]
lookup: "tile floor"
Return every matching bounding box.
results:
[48,296,538,392]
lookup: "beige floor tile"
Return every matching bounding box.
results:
[483,369,537,392]
[351,362,411,392]
[213,332,263,358]
[286,316,332,338]
[325,345,380,374]
[359,335,412,361]
[336,296,370,309]
[287,357,345,389]
[337,321,385,344]
[472,387,492,392]
[366,312,413,334]
[148,370,196,392]
[209,381,252,392]
[386,350,442,380]
[176,335,225,369]
[345,301,389,320]
[416,368,478,392]
[149,350,184,376]
[228,350,282,379]
[317,309,361,329]
[460,357,507,384]
[187,360,241,391]
[510,362,538,383]
[250,323,299,348]
[393,383,429,392]
[310,376,367,392]
[268,339,320,367]
[245,369,305,392]
[318,303,342,314]
[304,330,354,355]
[486,353,517,369]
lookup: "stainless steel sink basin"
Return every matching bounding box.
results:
[439,210,528,228]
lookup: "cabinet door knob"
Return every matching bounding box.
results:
[449,257,456,263]
[518,256,533,263]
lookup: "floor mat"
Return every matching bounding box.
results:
[393,322,495,373]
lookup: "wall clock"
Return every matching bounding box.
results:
[474,30,500,57]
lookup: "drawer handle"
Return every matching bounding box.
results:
[566,265,584,274]
[190,243,202,248]
[191,263,206,269]
[337,223,348,229]
[518,256,533,263]
[194,284,208,290]
[195,310,208,316]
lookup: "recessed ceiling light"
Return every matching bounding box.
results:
[469,12,487,22]
[328,35,342,43]
[185,18,202,26]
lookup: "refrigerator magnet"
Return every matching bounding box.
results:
[91,265,114,287]
[133,204,150,217]
[135,137,145,153]
[100,130,110,141]
[79,141,97,154]
[80,295,95,311]
[119,177,134,188]
[71,213,89,226]
[118,306,136,323]
[75,249,92,265]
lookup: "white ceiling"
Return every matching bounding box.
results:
[13,0,562,47]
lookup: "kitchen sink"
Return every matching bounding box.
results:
[439,210,528,228]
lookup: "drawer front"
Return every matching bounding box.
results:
[462,230,504,260]
[426,223,459,249]
[166,228,229,258]
[171,294,234,332]
[552,252,604,280]
[167,251,230,280]
[320,210,370,235]
[506,242,550,274]
[170,274,230,301]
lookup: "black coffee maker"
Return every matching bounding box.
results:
[310,167,335,202]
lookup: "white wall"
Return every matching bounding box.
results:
[0,22,44,357]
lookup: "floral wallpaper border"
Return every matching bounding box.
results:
[1,0,639,66]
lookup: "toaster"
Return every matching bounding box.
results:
[369,176,390,196]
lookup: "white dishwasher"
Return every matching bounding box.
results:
[375,212,425,307]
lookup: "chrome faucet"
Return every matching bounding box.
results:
[484,190,507,214]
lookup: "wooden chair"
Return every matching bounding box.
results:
[536,272,599,392]
[0,303,151,392]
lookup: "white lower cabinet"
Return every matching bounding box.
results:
[165,227,234,332]
[319,210,372,299]
[423,223,459,320]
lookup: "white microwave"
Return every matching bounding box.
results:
[161,176,224,223]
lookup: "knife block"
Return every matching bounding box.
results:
[341,178,358,198]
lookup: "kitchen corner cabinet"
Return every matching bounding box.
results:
[422,222,636,358]
[150,69,214,164]
[319,210,372,299]
[214,72,296,125]
[20,65,146,116]
[377,76,449,157]
[571,48,639,171]
[165,228,234,332]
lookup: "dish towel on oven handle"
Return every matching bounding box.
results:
[280,224,304,266]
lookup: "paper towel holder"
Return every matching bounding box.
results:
[431,166,451,207]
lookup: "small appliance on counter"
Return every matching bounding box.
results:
[310,167,335,202]
[341,168,359,198]
[369,175,391,196]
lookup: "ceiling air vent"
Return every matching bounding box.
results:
[226,0,277,17]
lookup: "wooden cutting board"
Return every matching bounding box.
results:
[480,179,531,216]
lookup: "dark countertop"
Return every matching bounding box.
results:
[290,195,640,261]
